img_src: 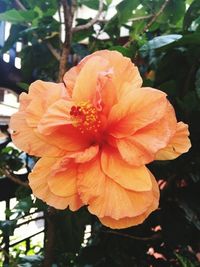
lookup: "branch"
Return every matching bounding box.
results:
[124,0,170,47]
[3,169,29,188]
[72,0,104,32]
[46,42,60,61]
[143,0,170,32]
[58,0,76,82]
[43,207,56,267]
[130,14,154,22]
[14,0,27,11]
[102,230,162,241]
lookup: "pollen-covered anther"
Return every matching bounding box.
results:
[70,102,101,133]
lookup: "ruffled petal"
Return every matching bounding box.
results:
[68,145,99,163]
[77,156,106,204]
[10,112,65,157]
[64,50,143,116]
[18,92,32,111]
[155,122,191,160]
[29,157,83,211]
[63,66,80,97]
[99,174,159,229]
[47,161,77,197]
[88,178,153,219]
[117,103,177,166]
[37,99,74,135]
[36,124,90,152]
[36,100,91,153]
[101,146,152,191]
[72,56,109,103]
[26,81,68,127]
[78,156,154,220]
[91,50,143,99]
[108,87,168,138]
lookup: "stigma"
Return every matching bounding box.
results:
[70,102,101,134]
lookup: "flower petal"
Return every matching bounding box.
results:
[117,103,177,166]
[155,122,191,160]
[77,157,106,204]
[29,157,83,211]
[18,92,32,111]
[37,124,90,152]
[99,173,159,229]
[10,112,65,157]
[68,145,99,163]
[37,99,74,135]
[101,146,152,191]
[108,87,168,138]
[36,100,91,153]
[63,66,80,97]
[91,50,143,99]
[72,56,109,103]
[78,156,154,220]
[26,81,68,127]
[47,161,77,197]
[65,50,142,102]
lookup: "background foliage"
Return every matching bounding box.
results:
[0,0,200,266]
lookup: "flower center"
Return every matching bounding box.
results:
[70,102,101,134]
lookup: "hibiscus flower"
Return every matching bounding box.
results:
[10,50,191,229]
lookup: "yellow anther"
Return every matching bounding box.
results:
[70,101,101,134]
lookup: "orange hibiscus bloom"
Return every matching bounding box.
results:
[10,50,191,229]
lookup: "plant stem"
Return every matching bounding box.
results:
[43,207,56,267]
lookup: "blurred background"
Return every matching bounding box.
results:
[0,0,200,266]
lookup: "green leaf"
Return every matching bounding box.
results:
[73,28,94,42]
[175,253,199,267]
[0,9,37,24]
[14,196,33,214]
[1,24,24,53]
[15,185,32,200]
[109,46,132,57]
[157,0,185,25]
[157,33,200,52]
[195,67,200,99]
[106,0,112,5]
[140,34,182,57]
[72,43,89,57]
[78,0,101,10]
[183,0,200,31]
[16,82,29,91]
[0,220,16,236]
[116,0,140,24]
[19,255,44,266]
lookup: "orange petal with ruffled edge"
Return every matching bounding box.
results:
[64,50,142,102]
[25,81,68,127]
[10,112,65,157]
[108,87,168,138]
[155,122,191,160]
[18,92,32,112]
[68,145,99,163]
[29,157,83,211]
[36,99,91,152]
[72,56,109,103]
[116,103,177,166]
[99,173,159,229]
[87,50,143,99]
[78,156,155,220]
[37,99,74,134]
[101,146,152,191]
[63,66,80,97]
[47,161,77,198]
